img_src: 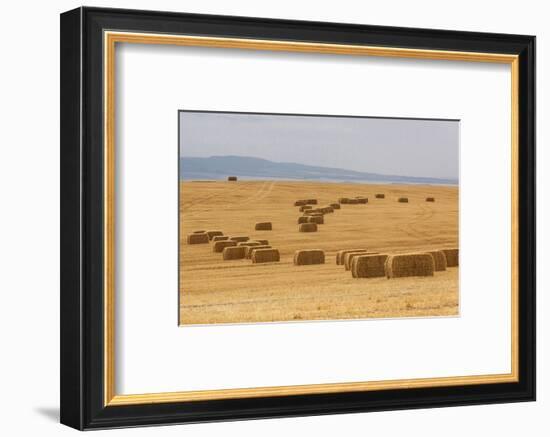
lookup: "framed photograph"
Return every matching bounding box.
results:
[60,7,535,430]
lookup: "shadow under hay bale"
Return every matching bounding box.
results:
[307,215,324,225]
[356,197,368,204]
[294,249,325,265]
[306,199,318,205]
[211,235,229,242]
[206,230,224,240]
[300,205,313,212]
[245,245,271,258]
[427,250,447,271]
[344,250,376,271]
[229,236,249,242]
[426,197,435,202]
[375,194,385,199]
[255,222,272,231]
[294,200,307,207]
[442,248,459,267]
[330,203,341,209]
[227,176,237,181]
[397,197,409,203]
[351,254,388,278]
[298,216,309,224]
[213,240,237,252]
[186,233,209,244]
[193,230,206,233]
[299,223,318,232]
[251,248,280,263]
[336,248,369,265]
[385,253,435,278]
[222,246,246,260]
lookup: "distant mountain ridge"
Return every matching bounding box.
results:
[179,155,458,185]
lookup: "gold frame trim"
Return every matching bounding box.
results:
[104,31,520,406]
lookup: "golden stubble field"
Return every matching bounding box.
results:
[179,180,459,325]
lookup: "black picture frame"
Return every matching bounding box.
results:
[60,6,535,430]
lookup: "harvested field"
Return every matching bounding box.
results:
[180,180,458,324]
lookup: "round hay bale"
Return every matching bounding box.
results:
[338,198,350,204]
[385,253,435,278]
[307,215,324,225]
[375,194,385,199]
[299,205,313,212]
[426,197,435,202]
[255,239,269,245]
[397,197,409,203]
[229,236,249,242]
[356,197,368,204]
[255,222,272,231]
[427,250,447,271]
[245,245,271,259]
[213,240,237,252]
[336,249,369,265]
[344,250,376,271]
[299,223,318,232]
[211,235,229,242]
[320,206,334,214]
[237,241,261,247]
[304,210,323,216]
[227,176,237,181]
[330,203,341,209]
[187,233,209,244]
[251,248,280,263]
[293,249,325,265]
[294,200,307,207]
[442,248,459,267]
[347,198,359,204]
[351,254,388,278]
[206,230,224,240]
[298,216,309,224]
[222,246,246,260]
[193,230,206,234]
[306,199,318,205]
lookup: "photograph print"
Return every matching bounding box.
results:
[179,110,459,325]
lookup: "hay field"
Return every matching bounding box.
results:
[179,180,458,325]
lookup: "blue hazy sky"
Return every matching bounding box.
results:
[179,111,459,179]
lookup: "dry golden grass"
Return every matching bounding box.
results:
[179,180,458,325]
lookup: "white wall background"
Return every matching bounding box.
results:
[0,0,546,435]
